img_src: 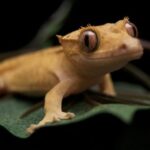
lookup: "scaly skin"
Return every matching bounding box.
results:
[0,18,143,133]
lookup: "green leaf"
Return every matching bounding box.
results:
[0,82,149,138]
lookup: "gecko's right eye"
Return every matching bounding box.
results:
[80,30,98,52]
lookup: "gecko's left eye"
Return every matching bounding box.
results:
[80,30,98,52]
[125,22,138,37]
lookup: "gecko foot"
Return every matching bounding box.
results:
[27,111,75,134]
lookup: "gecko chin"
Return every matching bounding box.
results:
[128,51,143,61]
[120,48,143,61]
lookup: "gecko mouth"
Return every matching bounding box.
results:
[84,47,143,61]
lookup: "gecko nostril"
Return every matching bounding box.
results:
[120,44,127,49]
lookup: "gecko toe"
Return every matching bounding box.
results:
[27,124,37,134]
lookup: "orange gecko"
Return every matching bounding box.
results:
[0,18,143,133]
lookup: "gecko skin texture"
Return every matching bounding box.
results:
[0,18,143,133]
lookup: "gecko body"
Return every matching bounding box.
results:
[0,18,143,133]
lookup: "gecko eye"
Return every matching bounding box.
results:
[80,30,98,52]
[125,22,138,37]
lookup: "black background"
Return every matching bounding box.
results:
[0,0,150,149]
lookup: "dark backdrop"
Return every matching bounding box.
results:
[0,0,150,50]
[0,0,150,149]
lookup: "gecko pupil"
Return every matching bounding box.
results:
[84,34,90,48]
[80,30,98,52]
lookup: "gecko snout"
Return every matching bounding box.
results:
[122,38,143,51]
[123,38,143,59]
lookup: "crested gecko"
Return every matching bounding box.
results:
[0,18,143,133]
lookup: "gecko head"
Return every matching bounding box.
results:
[57,18,143,74]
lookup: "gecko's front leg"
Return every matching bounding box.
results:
[99,74,116,96]
[27,79,76,134]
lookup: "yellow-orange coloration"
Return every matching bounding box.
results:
[0,18,143,133]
